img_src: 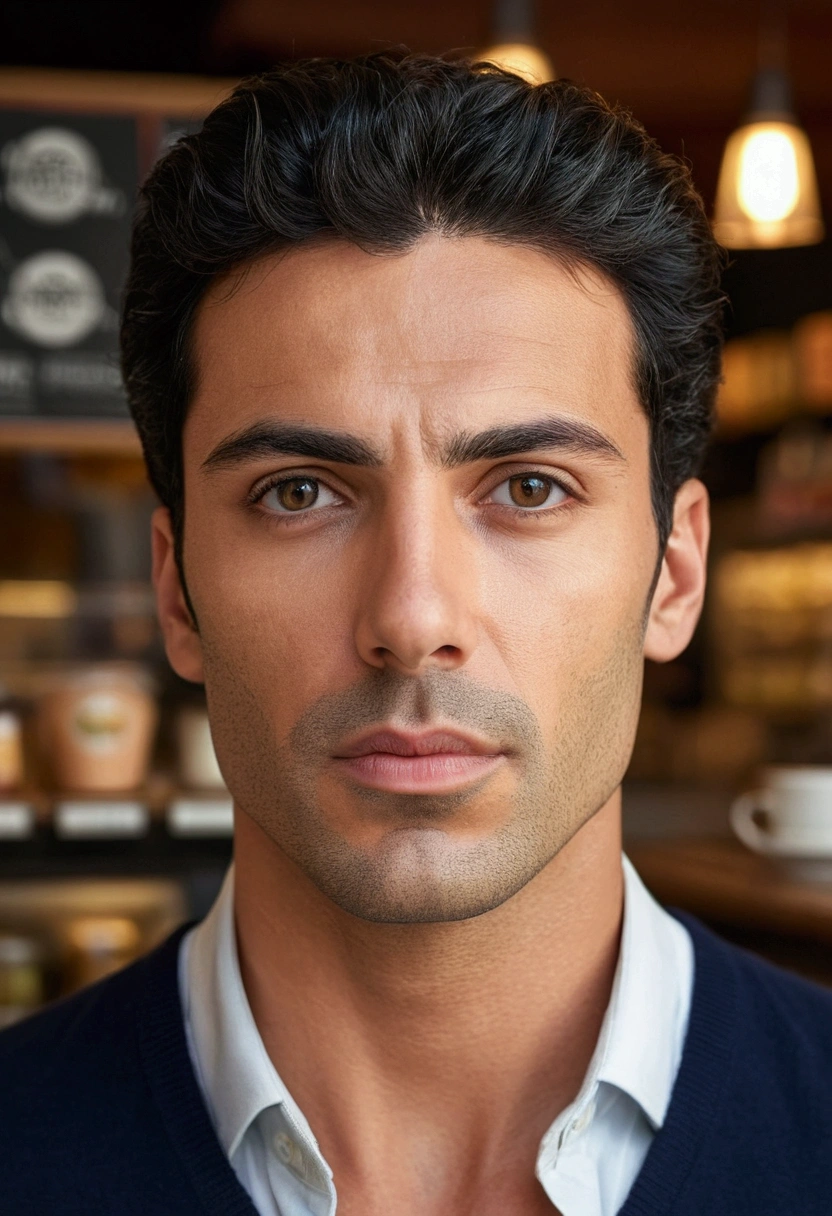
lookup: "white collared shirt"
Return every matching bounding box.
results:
[179,856,693,1216]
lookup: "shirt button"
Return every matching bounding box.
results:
[272,1129,329,1192]
[273,1131,300,1169]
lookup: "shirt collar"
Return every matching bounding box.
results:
[183,867,302,1158]
[182,853,693,1160]
[592,855,694,1130]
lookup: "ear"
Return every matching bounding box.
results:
[643,479,710,663]
[152,506,204,683]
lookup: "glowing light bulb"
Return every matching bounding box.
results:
[714,119,824,249]
[479,42,555,84]
[737,125,800,222]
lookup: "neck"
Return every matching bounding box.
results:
[234,796,623,1211]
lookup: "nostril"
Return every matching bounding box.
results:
[368,643,463,672]
[435,645,460,659]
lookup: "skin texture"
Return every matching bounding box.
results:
[153,236,709,1215]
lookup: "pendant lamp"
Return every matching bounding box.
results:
[713,35,823,249]
[480,0,555,84]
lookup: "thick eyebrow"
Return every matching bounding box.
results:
[202,414,624,475]
[201,421,383,472]
[442,416,625,467]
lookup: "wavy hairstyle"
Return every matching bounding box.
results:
[122,51,724,568]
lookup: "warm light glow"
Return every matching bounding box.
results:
[714,119,824,249]
[479,41,555,84]
[737,126,800,222]
[0,580,77,618]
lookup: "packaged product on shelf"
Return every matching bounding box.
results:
[794,311,832,411]
[0,701,23,791]
[176,705,226,791]
[64,915,141,992]
[0,932,46,1029]
[39,663,157,792]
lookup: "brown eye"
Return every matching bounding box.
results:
[259,475,340,516]
[508,475,553,507]
[275,477,319,511]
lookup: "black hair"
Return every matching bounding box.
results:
[121,50,724,574]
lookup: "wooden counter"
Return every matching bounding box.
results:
[629,837,832,943]
[629,837,832,983]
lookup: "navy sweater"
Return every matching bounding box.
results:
[2,913,832,1215]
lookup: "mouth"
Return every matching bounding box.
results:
[330,728,507,795]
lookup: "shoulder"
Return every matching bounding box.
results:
[0,925,185,1086]
[0,951,140,1084]
[683,915,832,1159]
[683,911,832,1048]
[622,916,832,1215]
[721,925,832,1105]
[0,927,200,1214]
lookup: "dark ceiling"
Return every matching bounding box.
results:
[2,1,831,115]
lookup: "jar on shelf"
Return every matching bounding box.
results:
[64,915,142,992]
[0,705,24,793]
[176,706,226,791]
[0,933,46,1029]
[39,664,157,792]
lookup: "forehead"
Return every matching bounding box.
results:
[188,235,643,451]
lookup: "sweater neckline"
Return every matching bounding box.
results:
[135,911,738,1216]
[137,923,261,1216]
[618,912,739,1216]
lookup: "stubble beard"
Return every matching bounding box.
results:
[202,636,643,925]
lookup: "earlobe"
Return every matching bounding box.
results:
[643,479,710,664]
[151,506,205,683]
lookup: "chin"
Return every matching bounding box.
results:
[307,825,544,925]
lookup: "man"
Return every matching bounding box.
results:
[2,52,831,1216]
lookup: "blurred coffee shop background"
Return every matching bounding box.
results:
[1,0,832,1024]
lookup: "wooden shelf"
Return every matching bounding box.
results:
[629,837,832,945]
[0,418,142,456]
[0,68,236,116]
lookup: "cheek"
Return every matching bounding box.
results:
[485,532,650,643]
[477,528,651,726]
[191,540,361,733]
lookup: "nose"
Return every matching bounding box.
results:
[354,490,479,675]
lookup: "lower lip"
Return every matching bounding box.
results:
[332,752,504,794]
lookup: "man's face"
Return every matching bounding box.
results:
[159,237,681,922]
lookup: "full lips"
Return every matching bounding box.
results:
[287,668,544,808]
[334,751,506,794]
[332,726,507,794]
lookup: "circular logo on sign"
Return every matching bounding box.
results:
[1,251,105,348]
[3,127,105,224]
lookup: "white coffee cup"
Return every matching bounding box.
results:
[730,766,832,857]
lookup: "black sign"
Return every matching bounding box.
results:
[0,111,138,418]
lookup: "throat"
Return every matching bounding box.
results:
[232,800,624,1215]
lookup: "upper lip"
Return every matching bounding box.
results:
[333,728,502,759]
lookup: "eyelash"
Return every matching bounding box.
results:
[248,472,342,510]
[248,469,578,518]
[484,469,578,516]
